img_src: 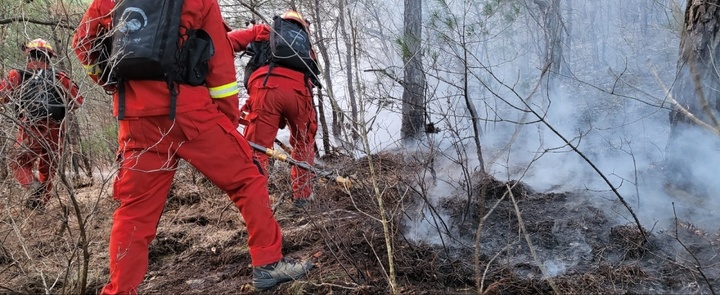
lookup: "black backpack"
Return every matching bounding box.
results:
[242,41,270,88]
[108,0,214,119]
[14,69,66,121]
[242,16,321,89]
[109,0,184,81]
[269,15,317,74]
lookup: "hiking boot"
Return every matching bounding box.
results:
[25,197,45,211]
[252,257,313,290]
[293,193,314,208]
[25,183,47,211]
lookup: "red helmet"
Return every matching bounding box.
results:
[281,10,309,28]
[22,38,55,58]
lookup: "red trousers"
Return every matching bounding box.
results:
[243,76,317,200]
[101,106,283,294]
[11,120,63,201]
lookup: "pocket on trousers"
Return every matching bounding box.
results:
[218,119,253,161]
[117,117,148,151]
[292,85,311,98]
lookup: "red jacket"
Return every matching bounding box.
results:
[72,0,241,124]
[227,24,310,88]
[0,60,84,109]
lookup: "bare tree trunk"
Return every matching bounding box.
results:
[310,0,331,154]
[666,0,720,196]
[338,0,359,140]
[50,30,68,72]
[367,6,391,53]
[311,0,346,149]
[672,0,720,127]
[401,0,425,143]
[66,113,92,180]
[461,28,485,173]
[0,22,6,76]
[532,0,566,80]
[564,0,572,65]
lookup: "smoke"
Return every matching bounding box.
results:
[365,0,720,246]
[439,1,720,231]
[253,0,718,241]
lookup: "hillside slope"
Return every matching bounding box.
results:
[1,152,718,294]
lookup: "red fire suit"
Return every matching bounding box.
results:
[0,60,84,204]
[228,24,318,201]
[73,1,283,293]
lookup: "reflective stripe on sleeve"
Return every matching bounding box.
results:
[83,64,100,76]
[208,82,239,99]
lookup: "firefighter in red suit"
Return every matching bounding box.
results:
[0,39,84,209]
[227,11,318,207]
[73,0,311,293]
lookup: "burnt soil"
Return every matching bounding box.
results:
[1,152,719,294]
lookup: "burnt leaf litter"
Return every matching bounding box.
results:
[0,152,718,294]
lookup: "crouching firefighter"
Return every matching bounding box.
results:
[73,0,312,293]
[228,10,322,208]
[0,38,84,210]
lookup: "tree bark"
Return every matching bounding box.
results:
[672,0,720,126]
[310,0,332,154]
[401,0,425,143]
[666,0,720,196]
[338,0,359,140]
[311,0,347,149]
[532,0,566,79]
[462,33,485,174]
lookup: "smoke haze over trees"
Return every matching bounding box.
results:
[221,0,712,228]
[1,0,720,294]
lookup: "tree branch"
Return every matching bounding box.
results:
[365,68,404,86]
[0,17,75,30]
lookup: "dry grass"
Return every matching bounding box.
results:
[0,152,719,294]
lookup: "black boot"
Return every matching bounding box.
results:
[25,184,47,210]
[25,197,44,210]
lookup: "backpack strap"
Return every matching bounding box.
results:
[117,78,126,120]
[16,68,32,80]
[167,78,178,120]
[116,78,177,120]
[262,62,275,87]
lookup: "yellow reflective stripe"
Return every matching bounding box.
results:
[27,40,53,51]
[83,64,101,76]
[208,82,239,99]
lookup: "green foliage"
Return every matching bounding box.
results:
[443,15,456,29]
[81,122,117,161]
[395,37,412,59]
[481,0,522,22]
[0,0,85,73]
[481,0,497,16]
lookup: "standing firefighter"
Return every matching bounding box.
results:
[0,38,84,209]
[72,0,312,293]
[228,10,321,208]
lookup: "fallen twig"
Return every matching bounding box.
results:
[672,203,717,295]
[508,184,559,294]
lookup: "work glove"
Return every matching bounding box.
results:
[239,111,250,126]
[84,64,117,93]
[84,64,101,77]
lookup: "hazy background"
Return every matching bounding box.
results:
[255,0,718,234]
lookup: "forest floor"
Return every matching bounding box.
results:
[1,151,719,294]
